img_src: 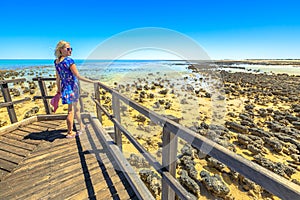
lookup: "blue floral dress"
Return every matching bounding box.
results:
[55,57,79,104]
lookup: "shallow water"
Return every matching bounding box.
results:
[220,63,300,75]
[2,59,300,78]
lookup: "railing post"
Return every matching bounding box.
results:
[94,83,102,123]
[112,92,122,151]
[78,81,84,113]
[162,115,180,200]
[1,83,18,123]
[37,77,51,114]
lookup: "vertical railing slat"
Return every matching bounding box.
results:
[1,83,18,123]
[94,83,102,123]
[162,116,179,200]
[112,92,122,151]
[37,77,51,114]
[78,81,84,112]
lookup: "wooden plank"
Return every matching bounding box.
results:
[0,149,24,164]
[38,120,66,126]
[0,168,10,180]
[26,123,52,131]
[20,146,78,169]
[10,129,31,136]
[23,139,75,160]
[37,114,67,121]
[0,136,36,151]
[31,121,61,130]
[0,116,37,136]
[0,158,16,172]
[2,132,28,141]
[3,132,41,145]
[0,141,30,157]
[23,138,75,158]
[18,126,44,133]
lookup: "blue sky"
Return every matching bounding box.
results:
[0,0,299,59]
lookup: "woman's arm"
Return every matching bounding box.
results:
[70,63,98,83]
[55,70,61,93]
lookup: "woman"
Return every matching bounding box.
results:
[54,40,98,138]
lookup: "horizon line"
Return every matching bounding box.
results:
[0,58,300,61]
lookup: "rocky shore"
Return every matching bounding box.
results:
[98,66,300,200]
[1,63,300,200]
[212,59,300,66]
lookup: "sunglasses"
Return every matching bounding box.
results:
[66,47,73,51]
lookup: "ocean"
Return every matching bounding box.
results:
[1,59,300,84]
[0,59,193,83]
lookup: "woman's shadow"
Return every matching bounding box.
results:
[24,129,67,142]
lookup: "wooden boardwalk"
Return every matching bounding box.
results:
[0,115,147,200]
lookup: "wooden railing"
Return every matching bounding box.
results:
[33,77,86,113]
[92,82,300,200]
[0,79,31,123]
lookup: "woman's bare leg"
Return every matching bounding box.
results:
[67,103,75,135]
[73,101,84,131]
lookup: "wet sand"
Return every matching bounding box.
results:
[1,62,300,199]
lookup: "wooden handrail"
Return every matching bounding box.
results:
[0,78,26,84]
[0,78,28,123]
[0,97,31,108]
[93,81,300,200]
[32,77,56,81]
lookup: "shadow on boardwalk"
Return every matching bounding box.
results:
[24,129,66,142]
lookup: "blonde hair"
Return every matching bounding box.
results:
[54,40,70,58]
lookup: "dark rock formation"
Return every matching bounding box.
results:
[139,169,161,197]
[200,170,230,198]
[253,155,295,178]
[128,154,150,168]
[178,170,200,197]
